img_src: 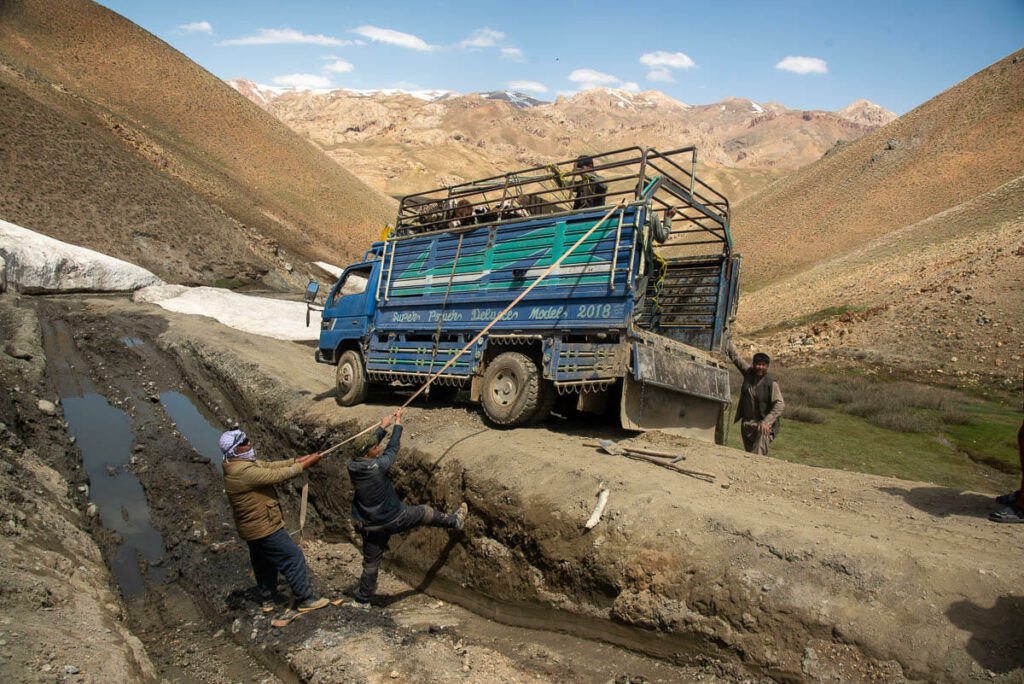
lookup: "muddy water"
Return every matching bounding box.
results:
[42,320,168,597]
[160,389,224,471]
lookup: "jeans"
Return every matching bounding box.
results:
[355,504,458,603]
[246,526,312,601]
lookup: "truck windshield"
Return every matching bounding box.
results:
[328,267,371,307]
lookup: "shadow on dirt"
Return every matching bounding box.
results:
[946,595,1024,673]
[877,486,997,519]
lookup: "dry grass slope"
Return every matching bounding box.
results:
[0,0,396,278]
[732,49,1024,289]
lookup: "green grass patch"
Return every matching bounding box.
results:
[725,366,1020,492]
[750,305,865,338]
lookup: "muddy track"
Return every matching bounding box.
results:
[12,293,1024,683]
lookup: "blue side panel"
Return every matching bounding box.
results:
[376,207,643,333]
[366,335,486,378]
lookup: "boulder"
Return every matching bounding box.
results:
[0,220,164,293]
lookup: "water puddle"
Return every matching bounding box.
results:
[42,319,168,598]
[160,390,225,472]
[120,336,145,348]
[62,392,168,597]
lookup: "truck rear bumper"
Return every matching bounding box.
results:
[620,328,730,441]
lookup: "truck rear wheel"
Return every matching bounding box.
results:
[480,352,541,427]
[336,350,368,406]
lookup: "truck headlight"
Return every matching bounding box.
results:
[321,319,332,330]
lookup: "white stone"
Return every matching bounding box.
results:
[0,220,164,293]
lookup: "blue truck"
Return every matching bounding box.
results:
[309,147,741,443]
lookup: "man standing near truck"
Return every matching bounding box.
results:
[347,408,467,607]
[726,339,785,455]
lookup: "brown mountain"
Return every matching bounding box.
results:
[732,49,1024,289]
[731,49,1024,385]
[228,80,895,201]
[0,0,395,286]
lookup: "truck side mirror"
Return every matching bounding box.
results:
[304,281,320,303]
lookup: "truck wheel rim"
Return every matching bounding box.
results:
[340,363,354,389]
[491,370,518,406]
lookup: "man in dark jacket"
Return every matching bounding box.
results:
[347,408,466,607]
[571,155,608,210]
[726,339,785,455]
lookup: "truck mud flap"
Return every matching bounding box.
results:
[620,343,729,441]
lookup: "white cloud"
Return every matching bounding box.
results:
[639,51,694,82]
[323,59,354,73]
[775,56,828,74]
[220,28,351,46]
[501,47,524,62]
[639,51,695,69]
[351,25,434,51]
[272,73,332,88]
[507,80,547,94]
[461,28,504,48]
[568,69,639,92]
[568,68,620,90]
[179,21,212,34]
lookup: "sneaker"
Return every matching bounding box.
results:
[989,505,1024,524]
[296,596,329,613]
[453,502,468,531]
[995,489,1021,506]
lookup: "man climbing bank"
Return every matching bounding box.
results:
[727,339,785,455]
[220,429,329,619]
[347,408,467,608]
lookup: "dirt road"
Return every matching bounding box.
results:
[4,292,1023,682]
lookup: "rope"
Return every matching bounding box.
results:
[318,200,629,458]
[427,232,464,378]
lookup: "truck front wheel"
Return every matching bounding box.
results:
[480,352,541,427]
[336,350,368,406]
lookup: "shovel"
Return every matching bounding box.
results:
[596,439,686,463]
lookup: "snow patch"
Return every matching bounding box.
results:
[133,285,318,341]
[313,261,343,279]
[0,220,164,293]
[751,101,764,113]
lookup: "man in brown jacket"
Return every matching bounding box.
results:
[220,428,328,615]
[726,339,785,455]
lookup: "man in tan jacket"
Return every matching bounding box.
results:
[220,428,328,615]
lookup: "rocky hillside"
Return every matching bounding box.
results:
[732,49,1024,288]
[0,0,396,287]
[731,49,1024,386]
[228,79,895,199]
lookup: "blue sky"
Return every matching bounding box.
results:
[99,0,1023,114]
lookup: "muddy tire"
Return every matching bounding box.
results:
[336,350,368,406]
[480,352,541,427]
[528,380,556,424]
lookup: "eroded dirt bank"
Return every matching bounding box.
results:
[112,295,1024,683]
[7,292,1024,682]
